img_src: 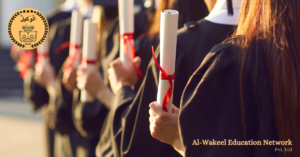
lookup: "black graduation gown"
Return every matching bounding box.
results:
[179,42,282,157]
[96,20,236,157]
[94,35,159,157]
[21,8,74,157]
[24,13,72,111]
[71,18,119,157]
[24,16,80,157]
[46,7,73,29]
[72,8,149,156]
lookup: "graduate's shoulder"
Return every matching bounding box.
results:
[177,19,234,40]
[206,41,242,64]
[45,7,72,26]
[49,17,71,36]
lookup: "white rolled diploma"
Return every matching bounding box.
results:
[69,10,83,67]
[157,10,179,113]
[37,37,50,64]
[118,0,134,67]
[80,19,97,102]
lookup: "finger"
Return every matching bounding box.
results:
[149,102,162,116]
[76,69,83,76]
[149,109,157,117]
[76,75,84,84]
[172,105,180,115]
[107,68,113,75]
[109,58,120,68]
[132,56,142,67]
[77,82,84,89]
[77,65,83,70]
[150,123,154,134]
[77,79,86,89]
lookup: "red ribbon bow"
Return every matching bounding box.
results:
[120,33,144,78]
[55,42,83,71]
[151,46,175,112]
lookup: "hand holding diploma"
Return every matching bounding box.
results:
[108,57,142,94]
[37,38,50,65]
[34,61,56,94]
[153,10,178,113]
[62,10,83,91]
[118,0,143,78]
[149,102,184,155]
[62,67,77,92]
[35,37,55,93]
[80,19,97,102]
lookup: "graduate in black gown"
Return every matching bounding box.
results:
[61,0,148,156]
[104,0,242,156]
[98,0,237,157]
[149,0,300,157]
[24,1,96,156]
[18,2,77,157]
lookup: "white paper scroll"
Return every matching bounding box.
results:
[91,5,102,23]
[157,10,178,113]
[80,19,97,102]
[118,0,134,67]
[37,37,50,64]
[69,10,83,67]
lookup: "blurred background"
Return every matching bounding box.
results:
[0,0,64,156]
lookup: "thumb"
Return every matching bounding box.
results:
[149,101,163,116]
[132,56,142,67]
[172,104,180,115]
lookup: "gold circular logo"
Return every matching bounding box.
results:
[7,8,49,49]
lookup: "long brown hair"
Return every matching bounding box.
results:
[145,0,208,38]
[233,0,300,157]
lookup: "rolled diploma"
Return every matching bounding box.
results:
[118,0,134,67]
[69,10,83,67]
[37,37,50,64]
[80,20,97,102]
[157,10,178,113]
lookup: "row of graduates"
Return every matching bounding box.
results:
[11,0,299,156]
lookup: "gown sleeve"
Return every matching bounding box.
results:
[179,43,281,157]
[23,70,49,111]
[46,69,75,135]
[73,95,109,137]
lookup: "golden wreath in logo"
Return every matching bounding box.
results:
[7,8,49,49]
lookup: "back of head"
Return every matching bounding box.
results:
[233,0,300,157]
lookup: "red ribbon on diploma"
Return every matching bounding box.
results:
[120,33,144,78]
[55,41,81,54]
[55,42,83,71]
[36,52,49,63]
[18,50,35,79]
[151,46,175,112]
[81,58,96,65]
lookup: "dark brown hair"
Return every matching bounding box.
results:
[145,0,209,38]
[233,0,300,157]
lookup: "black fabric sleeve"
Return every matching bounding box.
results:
[111,86,136,134]
[23,70,49,111]
[180,44,281,157]
[46,71,75,135]
[96,86,137,157]
[73,99,109,137]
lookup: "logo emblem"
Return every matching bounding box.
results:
[7,8,49,49]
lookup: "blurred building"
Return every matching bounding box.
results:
[0,0,64,97]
